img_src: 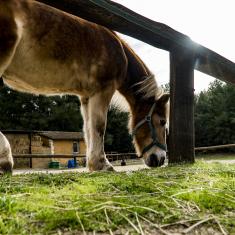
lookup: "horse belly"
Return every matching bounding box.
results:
[2,6,125,96]
[3,52,93,96]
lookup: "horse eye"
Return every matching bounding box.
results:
[160,120,166,126]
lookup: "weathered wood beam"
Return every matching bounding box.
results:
[169,48,195,163]
[36,0,235,85]
[196,46,235,85]
[195,144,235,151]
[36,0,191,51]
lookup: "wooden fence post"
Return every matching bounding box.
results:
[168,47,196,163]
[29,133,33,168]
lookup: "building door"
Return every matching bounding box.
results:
[73,141,79,153]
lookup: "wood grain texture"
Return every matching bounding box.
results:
[169,48,195,163]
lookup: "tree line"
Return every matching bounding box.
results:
[0,80,234,152]
[194,80,235,148]
[0,86,133,152]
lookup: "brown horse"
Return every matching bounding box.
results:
[0,0,169,172]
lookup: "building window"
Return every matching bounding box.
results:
[73,141,79,153]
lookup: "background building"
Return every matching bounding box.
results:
[2,130,85,169]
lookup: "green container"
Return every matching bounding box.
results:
[48,161,60,169]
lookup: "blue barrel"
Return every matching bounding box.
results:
[68,159,78,168]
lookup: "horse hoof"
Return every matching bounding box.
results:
[0,162,13,175]
[0,169,13,176]
[102,164,115,172]
[88,163,115,172]
[88,157,115,172]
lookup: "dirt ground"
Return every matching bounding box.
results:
[13,158,235,175]
[13,163,148,175]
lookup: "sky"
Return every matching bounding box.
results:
[113,0,235,93]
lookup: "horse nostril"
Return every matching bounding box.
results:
[145,154,165,167]
[147,154,158,167]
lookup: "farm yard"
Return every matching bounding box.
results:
[1,159,234,234]
[0,0,235,234]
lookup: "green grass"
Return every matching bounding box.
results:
[196,153,235,161]
[0,161,234,234]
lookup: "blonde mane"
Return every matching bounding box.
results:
[111,75,164,112]
[111,91,130,112]
[134,74,163,100]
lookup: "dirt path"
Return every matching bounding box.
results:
[12,159,235,175]
[13,164,148,175]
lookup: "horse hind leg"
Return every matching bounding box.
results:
[86,88,115,171]
[0,157,14,175]
[0,132,14,175]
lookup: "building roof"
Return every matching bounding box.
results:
[1,130,84,140]
[37,131,84,140]
[2,130,33,134]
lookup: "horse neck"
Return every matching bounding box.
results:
[120,80,155,133]
[118,42,156,126]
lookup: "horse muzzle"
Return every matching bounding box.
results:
[144,152,166,167]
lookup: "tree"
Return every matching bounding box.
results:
[0,87,83,131]
[105,106,134,152]
[195,80,235,148]
[0,86,134,152]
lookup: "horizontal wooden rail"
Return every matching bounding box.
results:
[195,46,235,85]
[37,0,181,51]
[13,154,85,159]
[13,144,234,161]
[195,144,235,151]
[13,145,234,158]
[37,0,235,84]
[13,153,137,168]
[13,153,137,159]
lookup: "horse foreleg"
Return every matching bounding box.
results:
[80,97,90,156]
[87,88,115,171]
[0,132,14,174]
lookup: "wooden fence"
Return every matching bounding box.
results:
[13,153,137,168]
[195,144,235,151]
[36,0,235,164]
[13,143,235,168]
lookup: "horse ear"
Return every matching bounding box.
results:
[156,93,170,106]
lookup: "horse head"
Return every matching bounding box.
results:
[131,93,170,167]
